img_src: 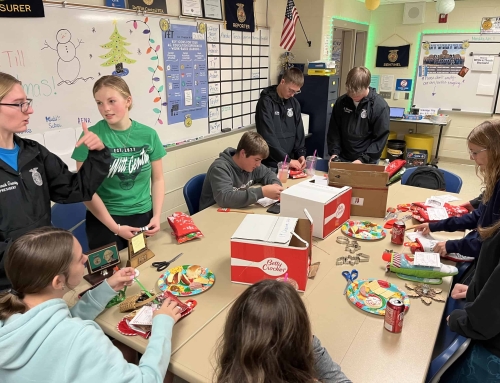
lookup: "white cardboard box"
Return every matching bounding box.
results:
[280,180,352,239]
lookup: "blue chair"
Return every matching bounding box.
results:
[316,159,329,172]
[183,174,207,215]
[401,167,463,193]
[426,296,470,382]
[51,202,89,253]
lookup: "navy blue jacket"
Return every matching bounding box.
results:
[429,180,500,258]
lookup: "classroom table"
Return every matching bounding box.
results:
[69,178,473,383]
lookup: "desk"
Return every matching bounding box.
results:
[70,179,473,383]
[389,118,451,165]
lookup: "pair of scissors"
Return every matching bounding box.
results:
[152,253,184,272]
[342,269,358,295]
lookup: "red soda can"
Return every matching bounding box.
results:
[391,220,406,245]
[384,298,405,333]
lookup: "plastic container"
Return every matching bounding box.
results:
[277,162,289,184]
[404,133,434,163]
[305,156,317,177]
[381,131,397,159]
[386,140,406,162]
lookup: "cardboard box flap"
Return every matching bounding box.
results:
[303,208,313,225]
[329,168,389,188]
[283,181,351,203]
[231,215,298,244]
[329,162,386,172]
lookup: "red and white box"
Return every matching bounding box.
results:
[230,211,312,292]
[280,178,352,239]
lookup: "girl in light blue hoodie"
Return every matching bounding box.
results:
[0,227,181,383]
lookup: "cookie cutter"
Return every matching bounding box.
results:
[336,237,350,245]
[345,241,361,253]
[356,253,370,262]
[336,257,347,266]
[347,255,359,265]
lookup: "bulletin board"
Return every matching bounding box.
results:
[0,2,270,154]
[413,33,500,114]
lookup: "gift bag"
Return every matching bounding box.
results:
[167,212,204,244]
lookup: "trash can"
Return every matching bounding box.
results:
[386,140,406,162]
[381,131,397,159]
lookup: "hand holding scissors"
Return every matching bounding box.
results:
[342,269,358,295]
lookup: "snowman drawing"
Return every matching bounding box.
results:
[42,29,93,86]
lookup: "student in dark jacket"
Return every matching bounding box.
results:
[415,120,500,263]
[327,67,390,164]
[255,68,307,170]
[0,72,111,290]
[441,221,500,382]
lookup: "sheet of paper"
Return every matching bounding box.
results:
[432,194,460,203]
[406,231,435,242]
[131,234,146,253]
[414,252,441,268]
[380,75,394,92]
[477,74,498,96]
[129,306,154,326]
[427,207,449,221]
[256,197,278,207]
[418,108,439,117]
[472,55,494,72]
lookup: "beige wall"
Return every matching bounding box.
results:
[366,0,500,162]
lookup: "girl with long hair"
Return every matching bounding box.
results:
[72,75,166,251]
[215,279,351,383]
[0,227,181,382]
[415,120,500,294]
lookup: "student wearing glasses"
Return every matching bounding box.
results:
[327,67,390,164]
[0,72,111,291]
[414,120,500,300]
[255,68,307,170]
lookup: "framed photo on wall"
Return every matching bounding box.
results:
[203,0,223,20]
[181,0,203,17]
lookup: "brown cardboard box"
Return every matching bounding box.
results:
[328,162,389,218]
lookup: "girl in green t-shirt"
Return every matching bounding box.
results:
[72,76,167,251]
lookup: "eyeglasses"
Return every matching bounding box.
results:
[287,86,301,95]
[0,99,33,113]
[469,148,487,158]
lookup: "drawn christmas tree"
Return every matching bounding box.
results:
[100,22,136,71]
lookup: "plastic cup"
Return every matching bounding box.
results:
[305,156,317,177]
[276,276,299,290]
[277,161,289,183]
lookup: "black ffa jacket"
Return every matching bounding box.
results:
[327,87,390,163]
[255,85,306,168]
[0,135,111,289]
[449,228,500,358]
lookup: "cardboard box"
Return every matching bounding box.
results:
[280,179,352,239]
[328,162,389,218]
[230,211,312,292]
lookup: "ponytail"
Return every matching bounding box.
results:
[0,289,27,320]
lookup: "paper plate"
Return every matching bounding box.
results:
[157,264,215,297]
[341,220,386,241]
[346,278,410,316]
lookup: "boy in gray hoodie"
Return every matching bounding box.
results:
[199,132,283,211]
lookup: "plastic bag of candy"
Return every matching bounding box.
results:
[167,212,204,244]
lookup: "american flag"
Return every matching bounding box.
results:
[280,0,299,51]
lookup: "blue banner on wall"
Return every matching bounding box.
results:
[224,0,255,32]
[162,23,208,126]
[376,44,410,68]
[395,79,413,91]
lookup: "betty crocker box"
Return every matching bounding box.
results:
[230,210,313,292]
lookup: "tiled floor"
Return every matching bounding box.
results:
[171,161,481,383]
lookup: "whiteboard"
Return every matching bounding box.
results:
[0,3,269,149]
[413,34,500,114]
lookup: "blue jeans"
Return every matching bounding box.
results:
[441,342,500,382]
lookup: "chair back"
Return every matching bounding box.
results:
[51,202,89,253]
[183,174,207,215]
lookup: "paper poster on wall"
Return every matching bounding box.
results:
[481,17,500,34]
[395,79,413,91]
[476,74,498,96]
[472,55,495,72]
[421,43,466,74]
[370,75,380,92]
[162,22,208,125]
[380,75,394,92]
